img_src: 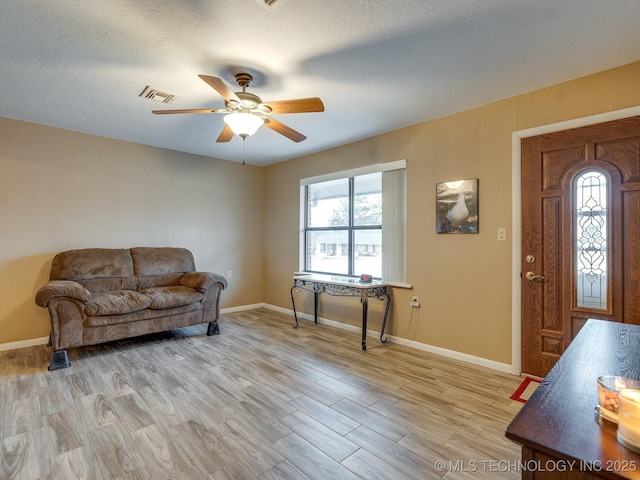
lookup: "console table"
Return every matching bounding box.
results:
[506,320,640,479]
[290,274,391,351]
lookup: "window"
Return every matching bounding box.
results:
[575,170,608,310]
[305,173,382,276]
[300,160,407,283]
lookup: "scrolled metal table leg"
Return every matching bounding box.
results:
[380,293,391,344]
[290,285,299,328]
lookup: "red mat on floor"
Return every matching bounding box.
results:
[510,377,541,403]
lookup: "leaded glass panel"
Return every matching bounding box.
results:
[575,171,608,310]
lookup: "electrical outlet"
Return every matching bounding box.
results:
[410,296,420,308]
[227,271,232,279]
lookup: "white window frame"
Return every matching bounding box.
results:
[299,160,407,285]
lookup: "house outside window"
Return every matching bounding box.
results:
[305,173,382,277]
[300,160,407,284]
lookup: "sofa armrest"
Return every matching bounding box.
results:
[179,272,228,292]
[35,280,92,307]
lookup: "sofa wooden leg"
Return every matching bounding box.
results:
[49,350,71,371]
[207,322,220,336]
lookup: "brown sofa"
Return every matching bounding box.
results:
[35,247,227,370]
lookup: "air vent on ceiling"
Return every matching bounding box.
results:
[139,86,180,104]
[256,0,287,9]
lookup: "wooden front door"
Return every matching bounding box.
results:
[521,116,640,377]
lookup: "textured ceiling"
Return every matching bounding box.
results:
[2,0,640,166]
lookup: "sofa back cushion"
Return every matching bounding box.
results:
[50,248,137,292]
[131,247,196,289]
[49,247,198,293]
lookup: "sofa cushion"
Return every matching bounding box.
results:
[131,247,195,276]
[139,286,203,309]
[78,276,138,293]
[85,290,151,316]
[83,302,202,328]
[50,248,134,281]
[136,273,184,290]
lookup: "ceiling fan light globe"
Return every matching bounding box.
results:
[224,112,264,137]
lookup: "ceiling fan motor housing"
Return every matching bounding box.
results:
[228,92,261,110]
[224,73,271,112]
[235,73,254,88]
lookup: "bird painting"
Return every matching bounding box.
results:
[436,179,478,234]
[447,192,470,230]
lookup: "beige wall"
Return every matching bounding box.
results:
[263,61,640,365]
[3,61,640,364]
[0,119,264,345]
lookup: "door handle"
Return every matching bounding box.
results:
[525,271,545,281]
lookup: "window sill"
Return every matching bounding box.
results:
[385,282,413,289]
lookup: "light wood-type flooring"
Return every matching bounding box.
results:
[1,308,525,479]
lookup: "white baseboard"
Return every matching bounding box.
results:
[262,303,373,336]
[220,303,265,314]
[0,336,49,352]
[386,335,513,373]
[262,303,513,374]
[0,303,513,374]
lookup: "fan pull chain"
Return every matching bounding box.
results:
[242,136,247,165]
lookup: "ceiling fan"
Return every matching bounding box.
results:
[152,73,324,143]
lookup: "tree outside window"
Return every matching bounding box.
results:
[305,173,382,277]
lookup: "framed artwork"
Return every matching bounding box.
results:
[436,178,478,234]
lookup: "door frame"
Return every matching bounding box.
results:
[510,105,640,375]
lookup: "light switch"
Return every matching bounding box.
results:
[497,228,507,241]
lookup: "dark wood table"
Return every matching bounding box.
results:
[506,319,640,479]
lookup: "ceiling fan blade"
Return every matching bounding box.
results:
[263,117,307,143]
[216,125,234,143]
[152,108,226,115]
[198,75,241,104]
[262,97,324,114]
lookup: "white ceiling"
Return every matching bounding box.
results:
[2,1,639,166]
